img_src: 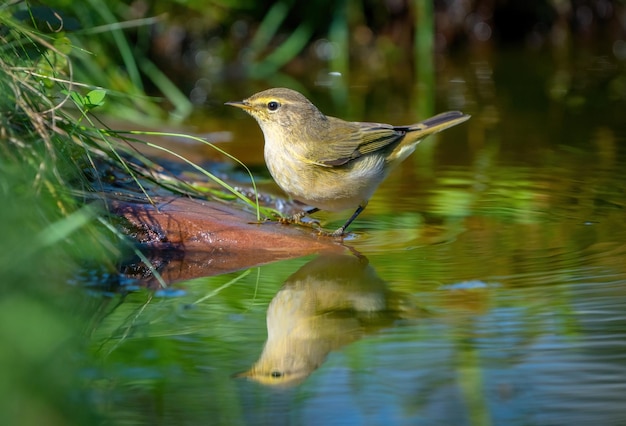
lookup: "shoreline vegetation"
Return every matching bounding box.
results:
[0,2,291,285]
[0,5,292,424]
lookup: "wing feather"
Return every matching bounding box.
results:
[318,119,405,166]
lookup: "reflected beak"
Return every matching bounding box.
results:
[225,100,249,109]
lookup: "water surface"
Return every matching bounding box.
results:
[90,46,626,425]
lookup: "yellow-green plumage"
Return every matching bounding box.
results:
[227,87,470,236]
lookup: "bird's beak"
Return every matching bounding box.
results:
[225,100,249,109]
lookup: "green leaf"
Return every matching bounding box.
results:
[67,90,85,106]
[84,89,107,108]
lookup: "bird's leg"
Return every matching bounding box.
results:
[330,203,367,237]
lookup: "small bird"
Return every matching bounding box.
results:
[226,88,470,236]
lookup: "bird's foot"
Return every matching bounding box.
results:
[314,226,345,238]
[331,227,346,237]
[280,210,308,225]
[278,211,323,232]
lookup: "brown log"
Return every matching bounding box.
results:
[109,196,343,285]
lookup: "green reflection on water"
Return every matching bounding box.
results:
[89,244,626,425]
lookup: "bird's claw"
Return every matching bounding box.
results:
[279,211,307,225]
[314,226,345,238]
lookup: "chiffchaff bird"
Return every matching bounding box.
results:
[226,88,469,236]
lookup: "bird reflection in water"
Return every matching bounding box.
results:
[236,252,420,387]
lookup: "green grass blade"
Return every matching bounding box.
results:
[111,130,276,221]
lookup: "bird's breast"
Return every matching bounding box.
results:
[264,140,387,211]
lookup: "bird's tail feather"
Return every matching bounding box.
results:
[407,111,470,135]
[388,111,470,163]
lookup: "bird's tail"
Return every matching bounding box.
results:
[406,111,470,136]
[389,111,470,163]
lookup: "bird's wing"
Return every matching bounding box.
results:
[317,118,406,167]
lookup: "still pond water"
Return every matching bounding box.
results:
[91,47,626,425]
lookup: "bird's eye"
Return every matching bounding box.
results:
[267,101,280,111]
[270,370,283,378]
